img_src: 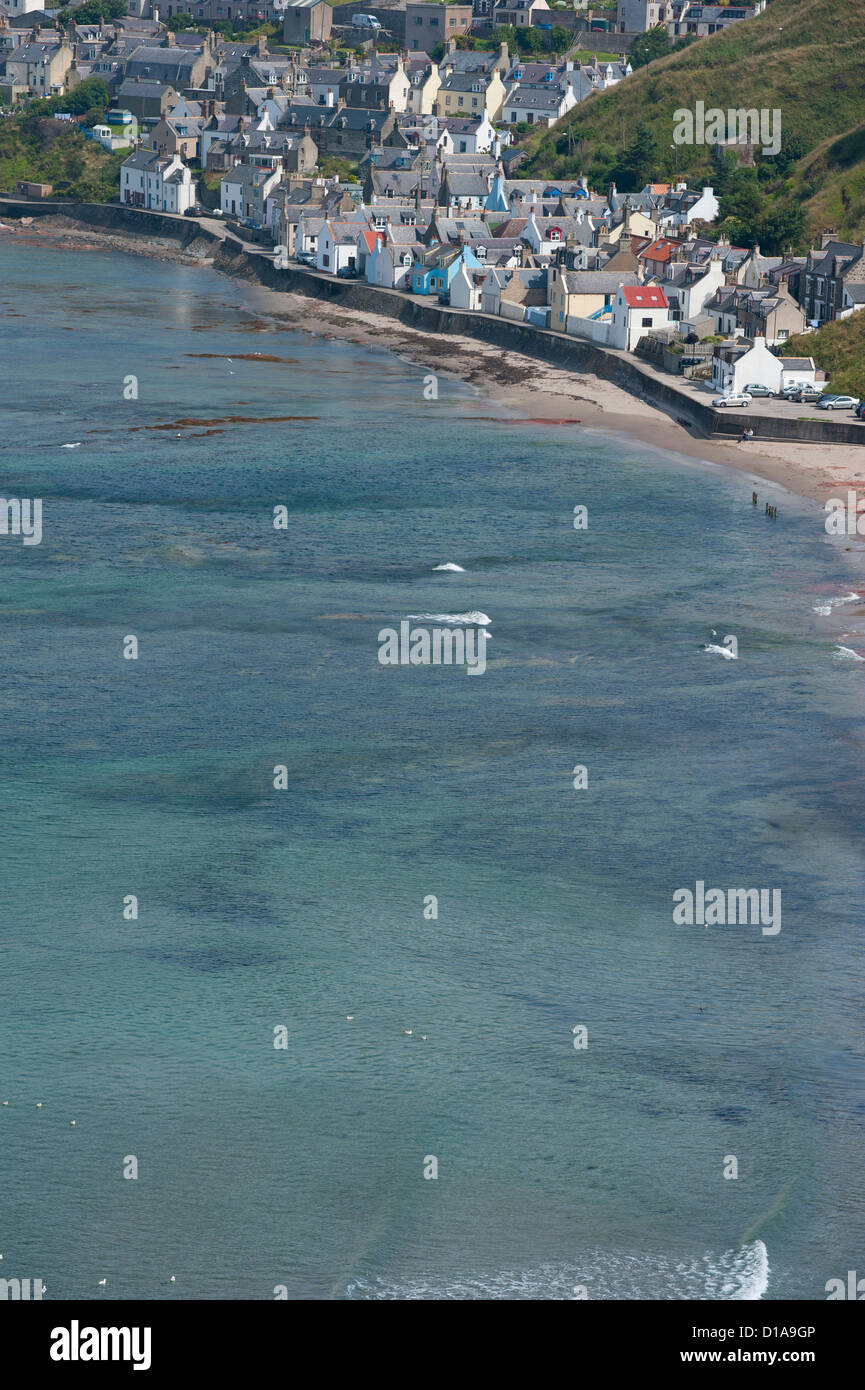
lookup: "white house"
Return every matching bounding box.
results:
[449,258,487,310]
[667,257,726,322]
[120,150,196,215]
[608,284,671,351]
[296,213,326,257]
[91,123,134,152]
[437,113,496,154]
[316,219,366,274]
[220,165,282,222]
[501,83,576,127]
[684,185,719,225]
[711,336,782,394]
[660,184,720,230]
[778,357,819,390]
[367,235,415,290]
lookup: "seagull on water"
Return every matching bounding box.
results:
[35,1102,42,1109]
[70,1120,77,1126]
[404,1029,412,1036]
[98,1278,107,1287]
[169,1275,176,1283]
[346,1015,354,1021]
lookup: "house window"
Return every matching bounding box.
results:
[323,254,329,266]
[641,317,653,327]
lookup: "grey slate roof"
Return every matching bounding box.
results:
[117,79,176,100]
[438,73,493,93]
[560,271,639,292]
[223,165,279,188]
[503,86,565,112]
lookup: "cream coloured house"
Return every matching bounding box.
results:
[405,59,441,116]
[435,69,507,122]
[548,267,640,330]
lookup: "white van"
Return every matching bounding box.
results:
[352,13,381,28]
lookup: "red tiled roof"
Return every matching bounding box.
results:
[621,286,669,309]
[639,238,679,262]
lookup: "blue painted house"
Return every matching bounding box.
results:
[411,242,483,297]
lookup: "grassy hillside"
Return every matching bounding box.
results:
[0,113,124,202]
[793,121,865,244]
[781,313,865,399]
[520,0,865,248]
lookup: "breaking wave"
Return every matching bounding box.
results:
[814,593,860,616]
[346,1240,769,1301]
[703,643,737,660]
[432,563,466,572]
[405,611,491,625]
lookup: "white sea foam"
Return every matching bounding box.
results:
[833,645,865,661]
[60,442,81,449]
[813,593,860,616]
[432,563,465,572]
[405,611,491,626]
[703,643,737,660]
[346,1240,769,1301]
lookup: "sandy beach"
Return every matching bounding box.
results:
[7,213,865,527]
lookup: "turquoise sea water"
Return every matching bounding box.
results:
[1,236,865,1300]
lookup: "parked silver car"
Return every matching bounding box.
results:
[818,394,859,410]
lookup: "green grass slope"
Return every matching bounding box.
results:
[0,114,124,203]
[781,313,865,399]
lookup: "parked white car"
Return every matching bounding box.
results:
[712,392,753,408]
